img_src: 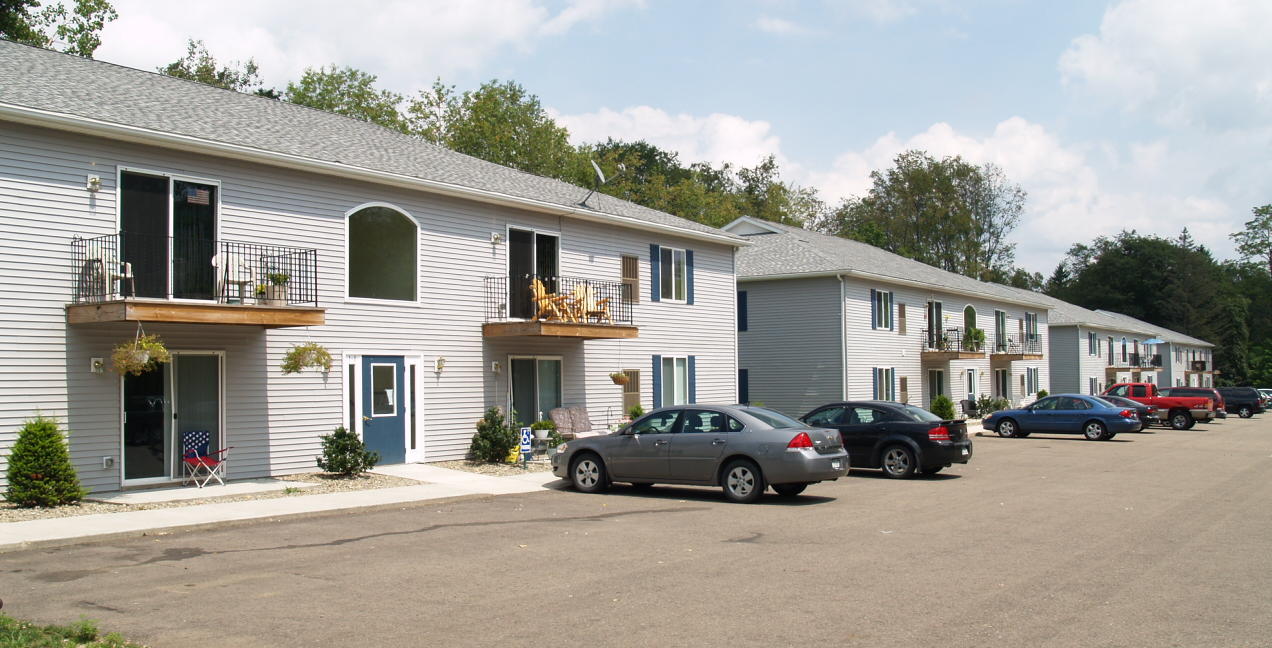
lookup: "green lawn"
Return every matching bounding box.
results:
[0,613,143,647]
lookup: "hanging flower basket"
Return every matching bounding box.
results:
[609,371,629,385]
[281,342,333,375]
[111,333,171,376]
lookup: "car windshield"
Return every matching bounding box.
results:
[742,407,803,429]
[898,404,943,422]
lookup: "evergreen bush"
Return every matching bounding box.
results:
[930,395,957,420]
[315,426,379,477]
[976,394,1011,416]
[470,407,517,463]
[1036,389,1049,399]
[4,416,87,508]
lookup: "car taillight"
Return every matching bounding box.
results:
[1119,409,1134,418]
[928,425,950,441]
[787,432,813,449]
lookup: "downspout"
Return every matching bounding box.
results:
[839,274,849,400]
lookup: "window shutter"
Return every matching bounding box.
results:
[622,369,640,413]
[899,376,908,404]
[621,255,639,303]
[688,356,697,404]
[685,250,694,305]
[737,291,748,331]
[872,368,879,399]
[870,289,877,330]
[649,244,661,302]
[738,368,749,404]
[652,355,663,409]
[892,368,897,401]
[897,303,906,335]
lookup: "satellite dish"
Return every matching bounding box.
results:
[590,159,606,186]
[579,160,625,208]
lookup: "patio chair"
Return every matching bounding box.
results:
[530,278,570,321]
[959,399,980,419]
[212,251,254,304]
[572,285,612,324]
[81,251,134,300]
[181,429,231,488]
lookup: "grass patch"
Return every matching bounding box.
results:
[0,613,143,647]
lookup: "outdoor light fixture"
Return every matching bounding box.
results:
[491,361,502,374]
[490,232,504,245]
[86,175,102,192]
[435,356,447,373]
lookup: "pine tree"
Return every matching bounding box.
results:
[5,416,87,507]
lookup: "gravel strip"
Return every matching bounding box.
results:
[432,459,553,476]
[0,472,422,524]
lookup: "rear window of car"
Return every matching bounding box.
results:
[899,404,943,422]
[742,407,803,429]
[1089,396,1119,408]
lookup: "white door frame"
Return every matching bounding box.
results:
[342,351,425,463]
[119,349,225,486]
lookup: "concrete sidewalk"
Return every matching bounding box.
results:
[0,466,567,552]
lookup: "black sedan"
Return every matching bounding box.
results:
[801,401,972,478]
[1099,394,1160,427]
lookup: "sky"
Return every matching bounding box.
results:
[93,0,1272,275]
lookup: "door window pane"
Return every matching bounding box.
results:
[372,364,396,416]
[174,355,221,477]
[674,357,688,405]
[171,180,216,300]
[536,359,562,420]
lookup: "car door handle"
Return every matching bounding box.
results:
[654,440,669,446]
[711,439,726,446]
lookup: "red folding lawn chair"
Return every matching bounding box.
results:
[181,429,230,488]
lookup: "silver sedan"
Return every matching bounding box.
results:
[551,405,849,503]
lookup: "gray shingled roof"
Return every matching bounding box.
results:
[993,285,1153,332]
[1093,310,1214,347]
[729,218,1050,307]
[0,40,740,243]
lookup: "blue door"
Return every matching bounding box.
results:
[362,356,406,464]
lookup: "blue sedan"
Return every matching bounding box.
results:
[982,394,1142,441]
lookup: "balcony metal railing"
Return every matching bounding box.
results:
[72,232,319,307]
[992,335,1042,355]
[485,274,633,325]
[1190,360,1209,372]
[922,327,984,353]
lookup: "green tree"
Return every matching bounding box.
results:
[285,65,406,131]
[158,39,269,93]
[0,0,117,57]
[1232,204,1272,274]
[406,79,582,179]
[819,150,1024,282]
[4,415,87,507]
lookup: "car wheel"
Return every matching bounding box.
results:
[569,453,609,493]
[881,445,917,479]
[721,459,766,504]
[772,483,807,497]
[924,466,943,475]
[1169,411,1193,430]
[996,419,1018,438]
[1239,406,1253,418]
[1082,420,1109,440]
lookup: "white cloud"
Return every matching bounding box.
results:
[1059,0,1272,129]
[552,105,789,170]
[755,16,809,35]
[96,0,640,92]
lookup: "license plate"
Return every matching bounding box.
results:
[831,459,842,470]
[961,448,969,456]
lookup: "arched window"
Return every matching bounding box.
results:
[963,305,976,331]
[347,204,417,301]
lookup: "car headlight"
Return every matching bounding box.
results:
[556,443,568,453]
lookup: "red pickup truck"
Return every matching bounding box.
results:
[1102,383,1214,430]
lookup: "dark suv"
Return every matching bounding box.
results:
[1216,387,1265,418]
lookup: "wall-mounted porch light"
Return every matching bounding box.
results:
[490,232,504,245]
[435,356,447,373]
[86,175,102,192]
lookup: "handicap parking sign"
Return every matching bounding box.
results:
[520,427,533,454]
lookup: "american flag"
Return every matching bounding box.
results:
[185,187,210,205]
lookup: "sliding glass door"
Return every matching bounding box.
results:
[510,357,562,427]
[121,352,222,483]
[119,170,218,300]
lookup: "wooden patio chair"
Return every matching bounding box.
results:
[573,285,612,324]
[530,278,570,321]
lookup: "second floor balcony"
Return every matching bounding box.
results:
[483,274,638,340]
[990,335,1044,361]
[69,232,324,328]
[921,327,986,360]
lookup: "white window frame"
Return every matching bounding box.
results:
[994,368,1010,399]
[341,351,426,462]
[927,369,945,406]
[369,363,398,417]
[1088,332,1098,356]
[873,367,896,401]
[661,355,689,406]
[873,290,893,329]
[344,202,421,305]
[659,246,687,303]
[1024,312,1039,341]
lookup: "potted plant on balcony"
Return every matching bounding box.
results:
[111,333,171,376]
[281,342,333,375]
[609,371,629,385]
[261,272,290,306]
[963,327,986,352]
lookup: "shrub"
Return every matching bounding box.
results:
[1036,389,1049,399]
[4,416,87,508]
[627,404,645,420]
[470,407,517,463]
[546,429,565,448]
[315,427,379,477]
[976,394,1011,416]
[530,419,556,432]
[929,395,957,420]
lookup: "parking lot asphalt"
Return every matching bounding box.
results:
[2,416,1270,647]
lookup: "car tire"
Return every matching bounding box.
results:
[924,466,943,475]
[1083,420,1108,440]
[1169,411,1193,430]
[721,459,766,503]
[772,483,807,497]
[1239,406,1253,418]
[881,445,917,479]
[995,419,1018,438]
[569,453,610,493]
